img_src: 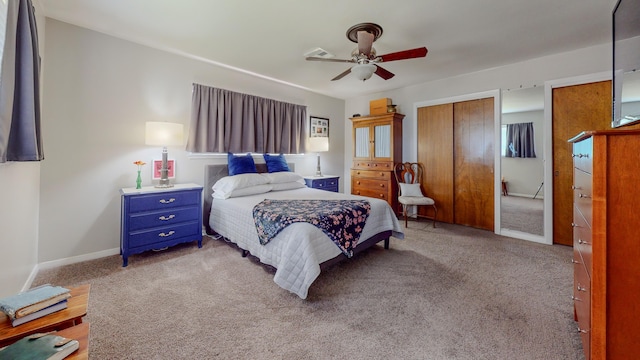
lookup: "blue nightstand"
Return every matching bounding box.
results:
[120,183,203,266]
[304,175,339,192]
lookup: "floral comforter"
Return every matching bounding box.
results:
[252,199,371,257]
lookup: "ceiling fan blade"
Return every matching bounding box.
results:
[331,68,352,81]
[378,47,428,62]
[357,31,374,56]
[306,57,355,63]
[374,65,395,80]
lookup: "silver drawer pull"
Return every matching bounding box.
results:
[571,185,582,190]
[158,231,175,237]
[571,259,581,265]
[578,239,590,245]
[159,215,176,221]
[159,198,176,204]
[578,193,591,198]
[571,223,580,228]
[577,327,588,334]
[571,296,582,302]
[572,153,589,158]
[577,284,586,292]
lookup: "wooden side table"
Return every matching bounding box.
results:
[56,322,90,360]
[0,284,90,348]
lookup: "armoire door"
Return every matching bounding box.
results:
[552,81,612,246]
[454,98,494,231]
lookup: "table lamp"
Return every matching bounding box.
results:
[307,137,329,176]
[145,121,184,188]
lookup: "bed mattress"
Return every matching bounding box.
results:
[209,187,404,298]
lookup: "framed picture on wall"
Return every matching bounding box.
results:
[310,116,329,138]
[152,159,176,179]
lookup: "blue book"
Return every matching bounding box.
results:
[0,285,70,320]
[11,300,68,327]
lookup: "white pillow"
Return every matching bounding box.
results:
[399,183,424,197]
[270,181,306,191]
[261,172,303,184]
[213,184,273,199]
[212,174,269,194]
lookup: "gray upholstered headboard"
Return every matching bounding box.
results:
[202,163,295,233]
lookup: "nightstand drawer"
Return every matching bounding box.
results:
[128,206,200,231]
[129,191,200,213]
[304,176,339,192]
[128,221,201,249]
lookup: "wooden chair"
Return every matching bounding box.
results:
[393,162,437,228]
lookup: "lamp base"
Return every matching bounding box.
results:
[154,183,174,188]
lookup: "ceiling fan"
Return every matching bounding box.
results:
[306,23,428,82]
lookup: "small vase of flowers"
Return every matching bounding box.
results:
[133,161,146,189]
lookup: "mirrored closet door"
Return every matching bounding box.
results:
[500,87,545,242]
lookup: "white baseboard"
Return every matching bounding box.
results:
[21,264,40,292]
[37,248,120,271]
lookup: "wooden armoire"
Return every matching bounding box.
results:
[350,113,403,213]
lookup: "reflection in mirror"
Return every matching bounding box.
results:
[501,86,544,239]
[620,70,640,124]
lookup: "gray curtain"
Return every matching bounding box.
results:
[187,84,307,154]
[505,122,536,158]
[0,0,42,163]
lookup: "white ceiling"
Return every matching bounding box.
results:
[41,0,618,100]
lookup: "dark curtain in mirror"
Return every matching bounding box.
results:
[505,122,536,158]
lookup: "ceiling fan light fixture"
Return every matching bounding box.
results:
[352,63,376,81]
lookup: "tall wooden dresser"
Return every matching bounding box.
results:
[350,113,403,213]
[569,130,640,360]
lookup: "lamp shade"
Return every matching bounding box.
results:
[307,137,329,153]
[145,122,184,146]
[352,63,376,81]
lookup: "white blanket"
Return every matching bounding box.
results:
[209,187,404,299]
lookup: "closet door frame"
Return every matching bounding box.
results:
[414,89,501,235]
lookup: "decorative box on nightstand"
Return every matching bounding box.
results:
[119,183,203,266]
[303,175,339,193]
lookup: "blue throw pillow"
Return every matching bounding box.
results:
[263,154,290,173]
[228,153,257,176]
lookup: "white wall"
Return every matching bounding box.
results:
[343,43,612,194]
[0,0,46,297]
[38,19,345,263]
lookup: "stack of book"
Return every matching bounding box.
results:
[0,284,71,327]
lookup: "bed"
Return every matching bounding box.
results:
[203,164,404,299]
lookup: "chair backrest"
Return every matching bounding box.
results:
[394,162,424,186]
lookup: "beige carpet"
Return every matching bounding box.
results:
[34,222,583,360]
[501,196,544,236]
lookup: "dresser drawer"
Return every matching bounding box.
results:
[573,170,592,226]
[351,169,391,180]
[129,190,200,213]
[128,206,200,231]
[352,161,393,171]
[573,253,591,357]
[573,136,592,174]
[352,177,390,191]
[573,205,592,276]
[352,185,390,200]
[128,221,201,249]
